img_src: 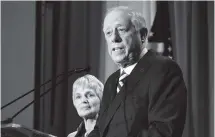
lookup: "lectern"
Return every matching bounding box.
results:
[1,123,57,137]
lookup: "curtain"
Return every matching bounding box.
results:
[168,1,214,137]
[34,1,105,137]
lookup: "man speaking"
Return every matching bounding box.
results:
[89,6,187,137]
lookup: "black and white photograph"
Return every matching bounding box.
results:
[1,1,214,137]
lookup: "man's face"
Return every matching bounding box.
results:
[103,10,142,67]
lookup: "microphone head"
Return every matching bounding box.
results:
[74,66,91,73]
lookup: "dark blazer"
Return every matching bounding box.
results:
[68,122,86,137]
[89,50,187,137]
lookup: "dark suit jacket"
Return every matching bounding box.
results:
[89,50,187,137]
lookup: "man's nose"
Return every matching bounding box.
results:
[111,29,122,43]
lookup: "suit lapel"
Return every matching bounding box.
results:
[100,70,120,116]
[124,50,154,95]
[99,70,120,132]
[101,86,126,135]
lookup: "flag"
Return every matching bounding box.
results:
[148,1,173,59]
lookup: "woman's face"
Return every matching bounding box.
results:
[73,86,101,119]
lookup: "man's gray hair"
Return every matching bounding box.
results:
[105,6,147,31]
[72,74,104,100]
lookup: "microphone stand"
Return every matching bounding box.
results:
[1,66,90,124]
[1,67,90,110]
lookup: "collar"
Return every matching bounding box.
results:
[120,63,137,75]
[120,48,148,75]
[140,47,148,59]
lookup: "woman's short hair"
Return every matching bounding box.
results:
[72,74,104,100]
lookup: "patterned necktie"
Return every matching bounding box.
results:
[117,71,128,93]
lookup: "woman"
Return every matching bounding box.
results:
[67,74,104,137]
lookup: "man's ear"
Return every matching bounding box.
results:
[139,27,148,43]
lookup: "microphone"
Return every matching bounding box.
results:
[1,66,90,110]
[1,66,90,124]
[71,66,90,73]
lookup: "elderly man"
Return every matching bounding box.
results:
[89,6,187,137]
